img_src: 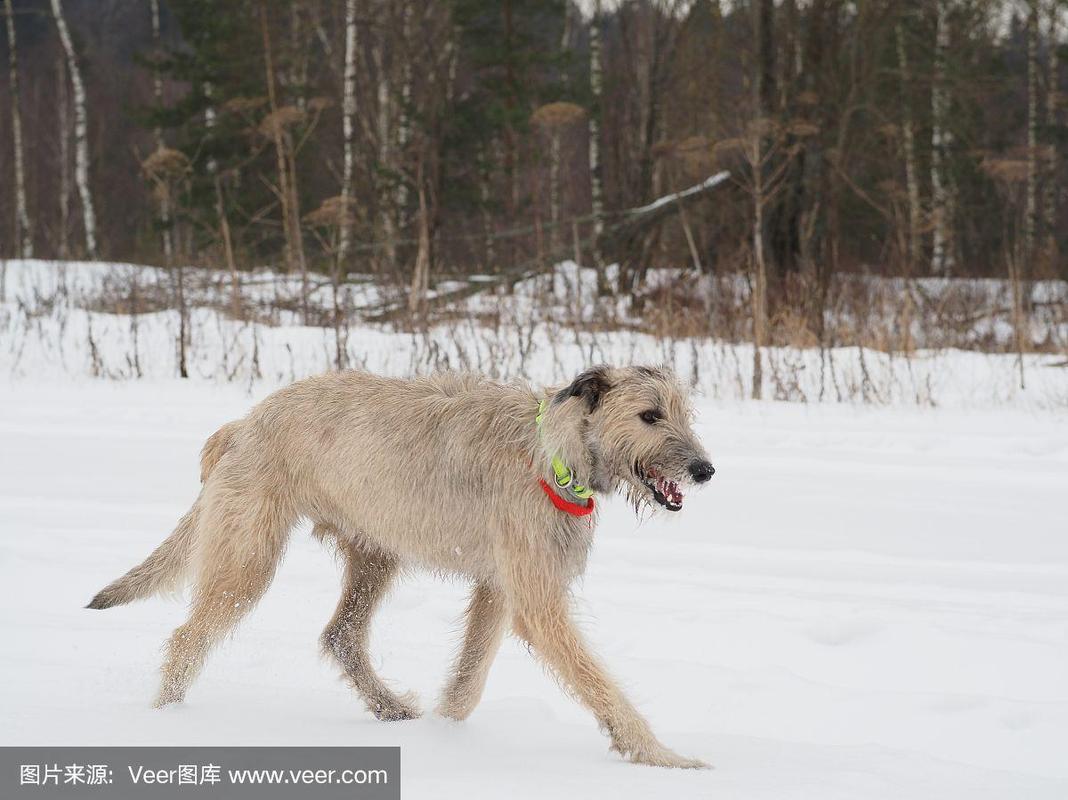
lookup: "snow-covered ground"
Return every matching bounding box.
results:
[4,259,1068,408]
[2,378,1066,799]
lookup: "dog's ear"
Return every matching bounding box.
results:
[556,366,613,412]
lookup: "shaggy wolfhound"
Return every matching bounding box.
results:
[88,365,715,768]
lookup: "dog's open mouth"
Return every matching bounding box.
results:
[635,464,685,512]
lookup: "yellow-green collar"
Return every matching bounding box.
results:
[536,399,594,500]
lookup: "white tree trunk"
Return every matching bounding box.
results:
[930,0,953,276]
[204,80,217,174]
[1043,0,1060,266]
[896,19,921,272]
[373,11,396,272]
[394,4,412,219]
[338,0,358,266]
[51,0,97,259]
[4,0,33,257]
[149,0,173,262]
[1026,1,1039,262]
[588,0,605,276]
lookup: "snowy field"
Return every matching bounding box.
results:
[2,259,1066,797]
[2,378,1067,799]
[4,259,1068,408]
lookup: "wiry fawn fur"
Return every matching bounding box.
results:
[88,365,713,768]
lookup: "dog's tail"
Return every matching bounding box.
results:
[86,419,244,610]
[85,504,199,609]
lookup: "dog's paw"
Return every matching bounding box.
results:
[639,751,709,769]
[615,740,710,769]
[435,688,480,721]
[435,700,470,721]
[368,691,421,722]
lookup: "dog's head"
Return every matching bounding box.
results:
[539,365,714,513]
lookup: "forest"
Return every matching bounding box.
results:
[1,1,1066,367]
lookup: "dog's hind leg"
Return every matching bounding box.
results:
[437,582,508,720]
[155,486,292,708]
[320,536,419,721]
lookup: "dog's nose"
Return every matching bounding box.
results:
[689,460,715,483]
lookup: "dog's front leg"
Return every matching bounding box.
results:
[509,582,706,769]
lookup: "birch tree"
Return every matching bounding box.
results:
[394,4,412,220]
[337,0,358,268]
[56,55,71,258]
[588,0,606,278]
[4,0,32,257]
[1026,0,1040,262]
[1043,0,1061,269]
[896,14,921,272]
[373,4,396,273]
[149,0,173,262]
[751,0,776,400]
[930,0,954,276]
[51,0,97,259]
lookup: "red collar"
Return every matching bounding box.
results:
[538,478,595,516]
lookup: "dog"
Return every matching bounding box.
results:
[88,365,715,768]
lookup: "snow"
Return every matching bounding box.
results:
[3,259,1067,408]
[2,258,1066,796]
[2,379,1066,799]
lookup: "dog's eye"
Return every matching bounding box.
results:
[639,410,661,425]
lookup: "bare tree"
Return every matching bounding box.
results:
[588,0,606,281]
[1043,0,1061,271]
[149,0,173,262]
[51,0,97,259]
[56,54,71,258]
[1026,0,1040,263]
[337,0,358,269]
[930,0,954,276]
[532,102,586,259]
[4,0,33,257]
[394,4,413,219]
[616,0,689,297]
[408,162,431,313]
[260,3,309,322]
[142,147,190,378]
[372,0,399,273]
[896,13,922,272]
[751,0,775,399]
[200,80,239,317]
[737,124,791,401]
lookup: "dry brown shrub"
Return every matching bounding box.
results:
[530,101,586,128]
[304,196,358,228]
[224,96,268,114]
[259,106,306,137]
[141,147,190,180]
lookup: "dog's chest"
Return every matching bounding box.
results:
[553,517,596,579]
